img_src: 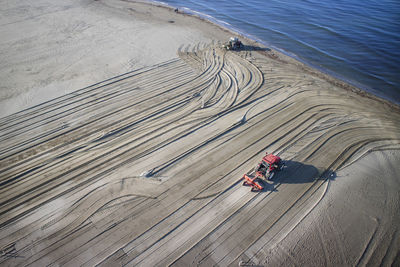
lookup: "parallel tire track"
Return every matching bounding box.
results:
[1,43,399,266]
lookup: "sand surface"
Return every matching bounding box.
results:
[1,0,399,266]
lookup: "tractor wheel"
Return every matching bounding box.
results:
[267,171,275,180]
[254,165,260,173]
[251,187,260,192]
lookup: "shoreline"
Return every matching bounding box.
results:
[0,0,399,265]
[145,0,400,109]
[1,0,398,119]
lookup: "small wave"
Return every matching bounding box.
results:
[149,0,400,104]
[145,0,231,27]
[180,7,232,27]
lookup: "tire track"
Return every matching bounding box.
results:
[1,42,399,266]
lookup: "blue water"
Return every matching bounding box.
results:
[158,0,400,104]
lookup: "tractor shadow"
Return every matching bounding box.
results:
[239,45,271,52]
[260,160,336,192]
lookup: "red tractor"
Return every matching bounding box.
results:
[241,152,285,192]
[255,152,284,180]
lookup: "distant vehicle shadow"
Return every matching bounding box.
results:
[260,160,336,192]
[239,45,271,52]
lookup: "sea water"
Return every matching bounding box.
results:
[157,0,400,104]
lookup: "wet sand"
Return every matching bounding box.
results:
[0,0,399,266]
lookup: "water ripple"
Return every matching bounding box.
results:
[160,0,400,104]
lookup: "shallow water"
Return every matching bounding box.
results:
[159,0,400,104]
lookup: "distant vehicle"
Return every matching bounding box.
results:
[241,152,285,192]
[223,37,243,50]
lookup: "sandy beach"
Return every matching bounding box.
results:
[0,0,399,266]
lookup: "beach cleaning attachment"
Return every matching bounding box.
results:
[242,173,264,192]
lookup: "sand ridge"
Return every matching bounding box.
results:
[0,0,399,266]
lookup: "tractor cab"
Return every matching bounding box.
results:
[262,153,281,171]
[255,152,284,180]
